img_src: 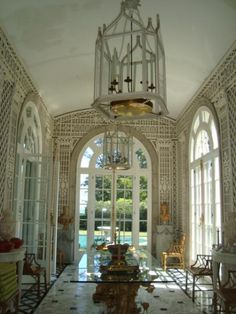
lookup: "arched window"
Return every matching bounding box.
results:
[189,106,221,260]
[14,102,50,264]
[75,132,152,253]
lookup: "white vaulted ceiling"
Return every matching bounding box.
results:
[0,0,235,119]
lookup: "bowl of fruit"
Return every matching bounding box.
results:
[10,237,24,249]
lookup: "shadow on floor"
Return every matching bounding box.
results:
[18,264,66,314]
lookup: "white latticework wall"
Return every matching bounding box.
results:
[176,41,236,231]
[54,112,177,227]
[0,70,14,210]
[0,27,53,213]
[227,85,236,211]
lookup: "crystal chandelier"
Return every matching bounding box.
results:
[103,127,133,170]
[92,0,168,120]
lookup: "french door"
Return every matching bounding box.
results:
[14,153,52,271]
[190,155,221,259]
[78,172,149,251]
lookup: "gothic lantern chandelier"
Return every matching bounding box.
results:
[103,127,133,170]
[92,0,168,120]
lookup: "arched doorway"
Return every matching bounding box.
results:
[74,131,152,254]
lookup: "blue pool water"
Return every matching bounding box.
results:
[79,234,147,248]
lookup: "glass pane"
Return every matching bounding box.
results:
[95,154,103,168]
[104,190,111,201]
[79,231,87,249]
[95,190,103,201]
[117,190,124,199]
[79,220,87,231]
[80,205,87,218]
[140,176,147,189]
[80,174,88,187]
[104,175,112,189]
[125,207,132,219]
[102,207,111,218]
[195,130,210,159]
[94,137,103,147]
[139,222,147,237]
[202,110,210,123]
[95,176,102,189]
[125,190,132,199]
[80,189,88,203]
[140,190,147,201]
[95,207,102,218]
[140,207,147,220]
[135,148,147,168]
[117,176,125,189]
[81,147,94,167]
[139,221,147,247]
[125,176,133,188]
[117,175,133,189]
[193,115,200,133]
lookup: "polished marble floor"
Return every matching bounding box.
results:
[32,265,213,314]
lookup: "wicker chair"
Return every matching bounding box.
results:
[23,253,47,297]
[214,269,236,313]
[185,254,213,301]
[161,234,186,271]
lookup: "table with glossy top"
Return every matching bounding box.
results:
[70,247,163,313]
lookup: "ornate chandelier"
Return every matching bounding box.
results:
[92,0,168,120]
[103,127,133,170]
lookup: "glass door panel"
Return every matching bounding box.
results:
[94,174,112,245]
[78,174,89,249]
[14,154,51,267]
[139,176,148,247]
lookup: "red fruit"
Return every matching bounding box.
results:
[10,237,23,249]
[0,240,13,252]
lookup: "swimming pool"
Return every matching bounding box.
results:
[79,234,147,248]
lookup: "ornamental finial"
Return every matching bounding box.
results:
[123,0,141,10]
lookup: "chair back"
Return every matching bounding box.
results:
[172,233,186,253]
[23,253,39,275]
[222,270,236,289]
[191,254,212,273]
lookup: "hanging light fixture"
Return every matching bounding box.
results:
[92,0,168,120]
[103,127,133,170]
[102,126,133,244]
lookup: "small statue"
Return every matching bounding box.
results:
[58,206,74,230]
[160,202,170,224]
